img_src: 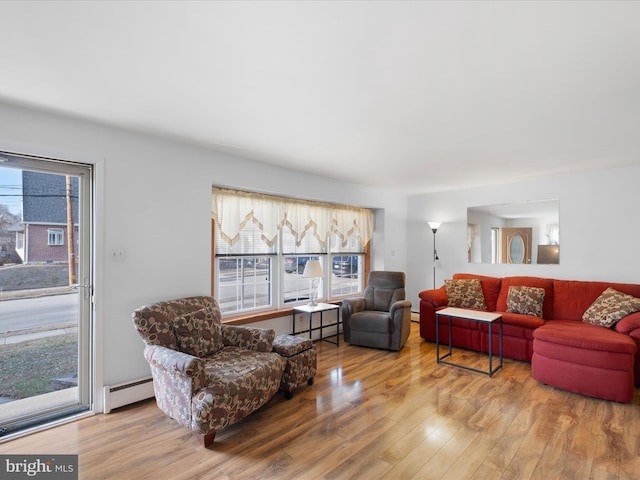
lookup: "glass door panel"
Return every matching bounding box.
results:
[0,152,93,438]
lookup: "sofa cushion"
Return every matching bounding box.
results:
[553,281,611,321]
[553,280,640,321]
[497,277,554,319]
[533,320,637,354]
[506,286,545,317]
[582,288,640,328]
[500,311,546,331]
[452,273,501,311]
[445,278,487,310]
[173,306,223,357]
[478,311,545,339]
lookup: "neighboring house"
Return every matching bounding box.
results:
[0,231,11,260]
[15,171,78,264]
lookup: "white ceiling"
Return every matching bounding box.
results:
[1,1,640,194]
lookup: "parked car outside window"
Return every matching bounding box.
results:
[284,256,311,274]
[332,255,358,277]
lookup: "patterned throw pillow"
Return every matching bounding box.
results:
[173,306,223,357]
[582,288,640,328]
[506,286,545,317]
[445,278,487,310]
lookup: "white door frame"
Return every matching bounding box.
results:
[0,149,97,436]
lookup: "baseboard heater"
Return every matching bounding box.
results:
[103,377,154,413]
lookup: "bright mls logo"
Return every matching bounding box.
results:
[1,455,78,479]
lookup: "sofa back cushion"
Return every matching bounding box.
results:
[554,280,640,321]
[452,273,501,311]
[496,277,554,319]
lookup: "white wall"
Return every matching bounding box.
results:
[5,98,639,404]
[0,101,408,403]
[406,167,640,308]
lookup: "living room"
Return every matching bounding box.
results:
[1,1,639,478]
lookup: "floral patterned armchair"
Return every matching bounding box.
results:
[132,296,286,446]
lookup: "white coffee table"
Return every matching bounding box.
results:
[435,307,503,377]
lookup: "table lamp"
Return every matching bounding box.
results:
[302,260,323,306]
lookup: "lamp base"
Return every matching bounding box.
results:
[307,279,319,307]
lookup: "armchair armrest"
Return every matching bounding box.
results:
[342,297,365,317]
[221,325,275,352]
[143,344,205,427]
[341,297,366,343]
[144,344,205,379]
[390,299,412,320]
[390,299,412,351]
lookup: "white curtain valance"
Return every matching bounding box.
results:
[212,187,374,248]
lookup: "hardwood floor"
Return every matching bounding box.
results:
[1,321,639,479]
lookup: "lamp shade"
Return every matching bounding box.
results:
[303,259,323,278]
[428,221,442,232]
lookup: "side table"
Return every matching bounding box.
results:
[292,303,341,346]
[436,307,503,377]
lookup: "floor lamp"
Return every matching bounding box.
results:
[428,221,441,288]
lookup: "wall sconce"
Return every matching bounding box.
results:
[302,259,323,306]
[428,221,442,288]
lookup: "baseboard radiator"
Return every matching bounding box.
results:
[103,377,154,413]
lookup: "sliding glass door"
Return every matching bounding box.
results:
[0,151,93,438]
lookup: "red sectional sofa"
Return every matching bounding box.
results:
[419,274,640,403]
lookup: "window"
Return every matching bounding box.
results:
[329,232,362,297]
[48,228,64,246]
[215,219,276,313]
[212,188,373,316]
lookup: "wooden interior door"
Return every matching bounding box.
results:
[500,227,532,264]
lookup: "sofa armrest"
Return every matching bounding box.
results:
[419,287,448,342]
[614,311,640,335]
[418,286,448,307]
[221,325,275,352]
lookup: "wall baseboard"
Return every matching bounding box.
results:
[103,377,154,413]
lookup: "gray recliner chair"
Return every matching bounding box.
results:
[342,271,412,351]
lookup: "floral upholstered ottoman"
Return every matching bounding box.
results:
[273,334,317,399]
